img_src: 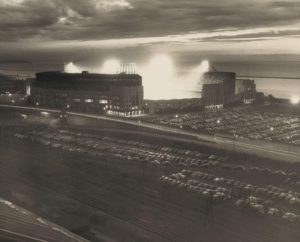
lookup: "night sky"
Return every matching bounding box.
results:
[0,0,300,61]
[0,0,300,99]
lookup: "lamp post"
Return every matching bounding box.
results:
[232,131,238,152]
[290,96,299,117]
[289,96,299,152]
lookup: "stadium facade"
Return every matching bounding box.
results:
[202,83,224,108]
[31,71,144,116]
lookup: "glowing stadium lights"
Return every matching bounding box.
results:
[290,96,299,117]
[140,54,176,99]
[290,96,300,105]
[101,59,121,74]
[64,62,82,73]
[200,60,210,73]
[64,56,212,100]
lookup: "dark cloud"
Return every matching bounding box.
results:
[0,0,300,42]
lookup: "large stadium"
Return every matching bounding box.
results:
[31,71,144,116]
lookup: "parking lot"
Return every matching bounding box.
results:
[141,108,300,145]
[2,119,300,241]
[13,128,300,226]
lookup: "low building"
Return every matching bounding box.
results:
[31,71,144,116]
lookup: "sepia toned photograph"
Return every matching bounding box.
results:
[0,0,300,241]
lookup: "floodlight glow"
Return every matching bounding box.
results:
[64,57,213,99]
[64,62,82,73]
[200,60,210,73]
[140,54,175,99]
[101,59,121,74]
[290,96,300,105]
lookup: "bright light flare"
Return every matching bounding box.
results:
[200,60,210,73]
[186,60,210,88]
[140,54,176,99]
[290,96,300,105]
[64,57,211,100]
[64,62,82,73]
[101,59,121,74]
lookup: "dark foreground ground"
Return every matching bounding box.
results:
[1,110,300,242]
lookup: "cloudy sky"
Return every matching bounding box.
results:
[0,0,300,65]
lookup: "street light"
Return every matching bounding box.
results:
[290,96,299,117]
[232,131,238,152]
[291,96,300,105]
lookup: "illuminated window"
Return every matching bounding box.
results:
[85,99,93,103]
[99,100,108,104]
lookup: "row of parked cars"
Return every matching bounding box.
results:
[14,128,300,224]
[14,129,230,170]
[235,196,300,223]
[14,129,300,187]
[160,173,232,202]
[160,169,300,223]
[142,109,300,145]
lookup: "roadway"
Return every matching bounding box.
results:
[1,104,300,163]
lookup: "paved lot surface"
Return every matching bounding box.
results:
[1,124,300,241]
[1,106,300,241]
[1,104,300,162]
[0,197,89,242]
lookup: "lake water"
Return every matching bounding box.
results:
[249,77,300,99]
